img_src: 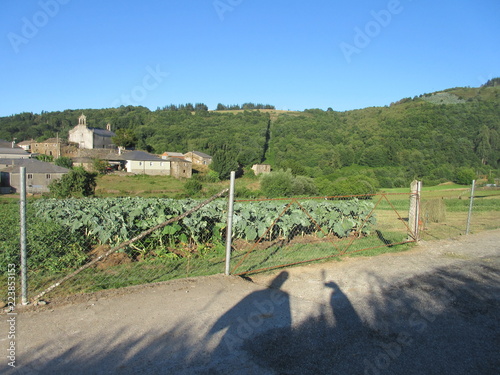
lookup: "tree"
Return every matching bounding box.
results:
[49,167,97,198]
[92,158,109,174]
[260,169,294,198]
[475,125,491,165]
[454,167,476,185]
[316,175,379,197]
[54,156,73,169]
[112,128,138,149]
[211,151,239,180]
[194,103,208,112]
[36,154,53,162]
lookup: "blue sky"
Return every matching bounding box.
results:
[1,0,499,116]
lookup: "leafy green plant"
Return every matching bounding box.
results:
[184,179,203,196]
[31,197,375,255]
[49,167,97,198]
[454,167,476,185]
[54,156,73,169]
[0,202,88,273]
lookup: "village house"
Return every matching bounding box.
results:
[170,157,192,179]
[162,152,185,159]
[251,164,271,175]
[184,151,212,166]
[120,150,192,178]
[68,114,116,149]
[30,137,67,158]
[17,140,32,151]
[0,159,69,194]
[0,140,30,159]
[121,151,170,175]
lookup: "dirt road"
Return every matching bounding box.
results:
[2,230,499,374]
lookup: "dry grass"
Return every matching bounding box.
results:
[421,199,447,223]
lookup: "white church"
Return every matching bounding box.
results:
[68,114,116,149]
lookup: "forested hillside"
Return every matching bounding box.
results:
[0,106,271,168]
[268,84,500,186]
[1,83,499,188]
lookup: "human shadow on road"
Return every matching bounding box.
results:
[10,257,500,375]
[204,271,292,370]
[244,259,500,375]
[242,276,373,374]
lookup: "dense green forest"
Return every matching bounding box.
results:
[1,82,499,189]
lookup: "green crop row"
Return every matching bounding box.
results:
[33,196,375,245]
[0,197,375,273]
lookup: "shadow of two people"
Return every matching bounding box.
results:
[207,271,366,374]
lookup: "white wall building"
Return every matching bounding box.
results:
[68,114,116,149]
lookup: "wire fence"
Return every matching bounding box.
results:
[0,190,230,305]
[229,193,415,276]
[1,180,499,305]
[419,184,500,240]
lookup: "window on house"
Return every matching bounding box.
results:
[46,174,51,179]
[150,162,154,166]
[139,162,143,166]
[27,174,33,179]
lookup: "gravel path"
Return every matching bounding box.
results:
[2,229,499,374]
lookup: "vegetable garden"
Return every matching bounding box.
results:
[0,195,395,301]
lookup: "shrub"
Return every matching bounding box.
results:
[92,158,108,174]
[54,156,73,169]
[184,179,203,196]
[235,187,261,199]
[0,204,88,273]
[454,167,476,185]
[205,170,220,183]
[317,175,379,196]
[291,175,318,196]
[260,169,294,197]
[49,167,97,198]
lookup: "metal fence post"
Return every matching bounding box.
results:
[225,171,235,275]
[20,166,28,305]
[465,179,476,235]
[408,180,422,241]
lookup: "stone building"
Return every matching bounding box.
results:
[31,138,65,158]
[68,114,116,149]
[0,159,69,194]
[251,164,271,175]
[184,151,212,166]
